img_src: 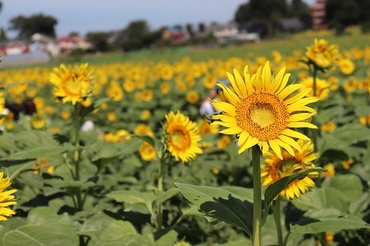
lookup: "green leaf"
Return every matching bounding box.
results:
[4,146,72,161]
[154,230,178,246]
[90,220,154,246]
[1,207,78,246]
[290,215,370,234]
[175,183,253,236]
[106,190,155,215]
[292,188,349,213]
[323,174,363,202]
[264,167,325,208]
[155,188,179,205]
[91,138,142,161]
[321,124,370,152]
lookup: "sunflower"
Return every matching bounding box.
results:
[134,124,154,137]
[300,77,330,100]
[164,111,203,163]
[305,39,339,69]
[321,121,336,133]
[211,61,318,159]
[139,141,157,161]
[49,63,94,105]
[338,58,355,75]
[261,139,318,200]
[31,114,47,129]
[186,90,199,104]
[106,80,124,101]
[0,172,17,221]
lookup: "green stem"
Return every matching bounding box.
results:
[273,198,284,246]
[156,154,165,230]
[283,231,291,246]
[252,146,262,246]
[72,104,83,210]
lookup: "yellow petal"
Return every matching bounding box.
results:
[279,84,303,101]
[278,135,302,152]
[238,136,259,154]
[289,113,315,122]
[288,122,318,129]
[232,69,247,97]
[282,129,310,141]
[262,61,271,91]
[271,66,286,93]
[269,139,283,159]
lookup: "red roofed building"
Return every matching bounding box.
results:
[56,35,92,55]
[311,0,327,29]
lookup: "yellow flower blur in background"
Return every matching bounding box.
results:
[342,158,354,170]
[338,58,355,75]
[134,124,154,137]
[0,172,17,221]
[321,121,336,132]
[31,114,47,130]
[164,111,203,163]
[323,163,335,177]
[198,119,218,136]
[343,77,358,93]
[305,38,339,69]
[140,110,151,121]
[261,140,318,200]
[106,80,124,101]
[300,77,330,100]
[139,141,157,161]
[212,61,318,159]
[186,90,199,104]
[32,157,55,175]
[107,112,117,122]
[49,63,94,105]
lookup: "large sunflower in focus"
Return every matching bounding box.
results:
[211,61,318,159]
[261,140,318,200]
[164,111,203,163]
[0,172,17,221]
[49,63,94,105]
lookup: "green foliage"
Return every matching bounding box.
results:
[1,31,370,245]
[8,13,57,39]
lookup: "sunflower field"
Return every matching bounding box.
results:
[0,29,370,246]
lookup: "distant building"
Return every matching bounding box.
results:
[279,18,305,32]
[311,0,327,29]
[0,40,29,55]
[162,27,190,43]
[56,35,92,55]
[30,33,60,58]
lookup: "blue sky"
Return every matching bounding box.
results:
[0,0,315,38]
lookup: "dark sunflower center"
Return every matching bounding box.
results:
[235,92,289,141]
[170,128,190,151]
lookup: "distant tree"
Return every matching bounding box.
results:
[0,27,7,41]
[325,0,370,33]
[117,20,163,51]
[69,31,80,37]
[235,0,288,37]
[123,19,150,40]
[173,24,183,32]
[198,22,206,33]
[186,23,194,38]
[86,31,111,52]
[8,13,58,39]
[288,0,311,28]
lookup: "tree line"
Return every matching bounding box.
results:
[1,0,369,52]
